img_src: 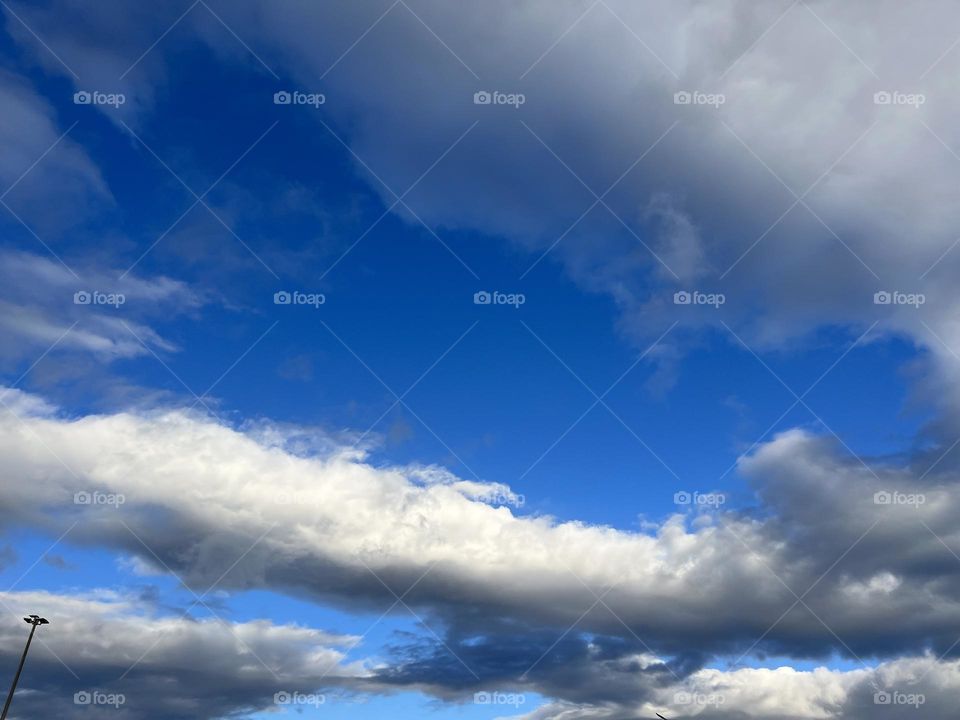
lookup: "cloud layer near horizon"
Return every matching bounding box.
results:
[0,588,366,719]
[3,586,959,719]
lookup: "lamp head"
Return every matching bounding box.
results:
[23,615,49,625]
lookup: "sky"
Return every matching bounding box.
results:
[1,0,960,718]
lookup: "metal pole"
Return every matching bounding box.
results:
[1,617,46,720]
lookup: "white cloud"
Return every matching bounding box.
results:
[0,391,958,666]
[0,250,205,362]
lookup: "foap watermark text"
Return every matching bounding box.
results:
[874,689,925,707]
[874,90,925,108]
[75,491,125,508]
[474,691,525,707]
[474,90,525,108]
[74,690,125,707]
[274,90,325,107]
[874,291,924,308]
[474,290,525,308]
[674,290,725,308]
[674,90,725,107]
[675,691,726,707]
[274,290,325,308]
[274,691,326,707]
[874,490,925,508]
[74,290,125,308]
[74,90,125,107]
[675,491,726,507]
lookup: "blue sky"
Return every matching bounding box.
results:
[1,2,960,719]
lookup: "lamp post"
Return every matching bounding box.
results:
[0,615,49,720]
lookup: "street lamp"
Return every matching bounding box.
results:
[0,615,49,720]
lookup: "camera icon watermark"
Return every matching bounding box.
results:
[74,690,125,707]
[74,490,125,508]
[73,90,126,108]
[873,490,925,508]
[473,90,526,108]
[274,290,325,308]
[674,490,726,507]
[873,90,925,108]
[674,90,725,107]
[273,90,325,107]
[873,290,925,308]
[273,690,326,707]
[673,290,725,308]
[74,290,126,308]
[473,290,525,308]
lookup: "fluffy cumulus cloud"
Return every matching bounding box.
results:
[0,390,959,716]
[0,589,367,719]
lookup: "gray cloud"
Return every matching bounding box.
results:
[0,250,205,368]
[3,586,959,720]
[511,654,960,720]
[0,68,110,233]
[0,589,367,720]
[12,0,960,391]
[1,393,958,670]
